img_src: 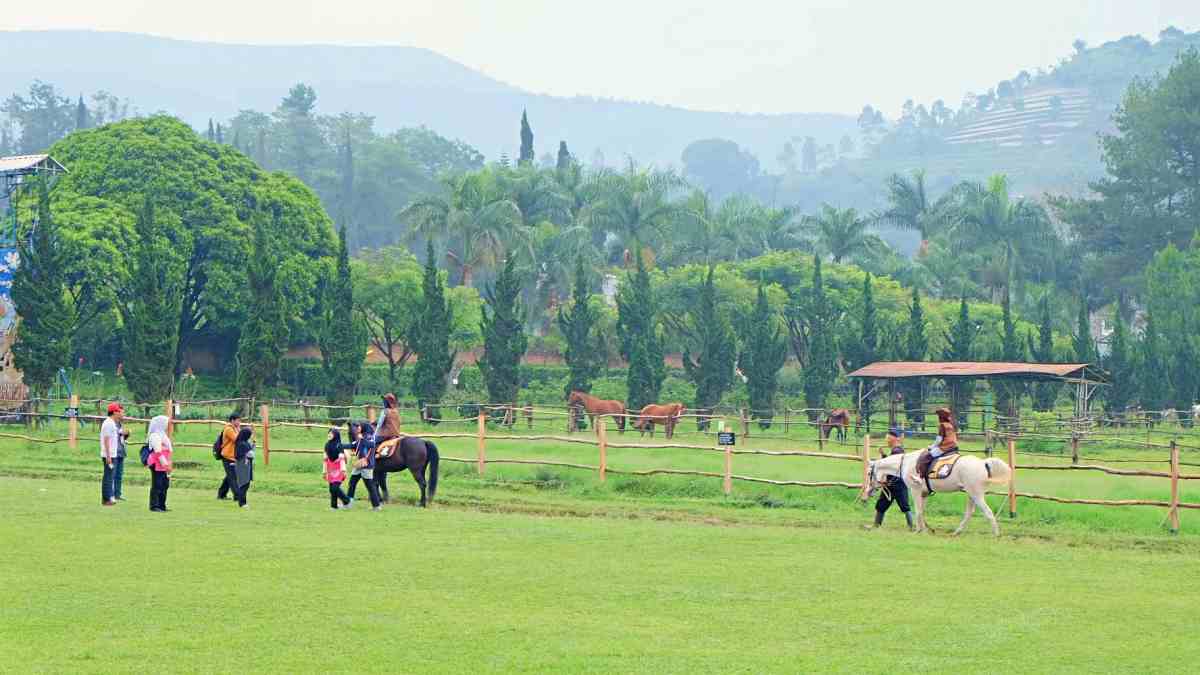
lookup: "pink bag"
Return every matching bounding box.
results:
[325,457,346,483]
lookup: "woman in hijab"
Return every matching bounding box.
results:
[233,425,255,508]
[345,421,382,511]
[146,415,174,512]
[323,428,352,510]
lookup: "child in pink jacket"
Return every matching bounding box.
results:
[324,428,351,510]
[147,415,173,512]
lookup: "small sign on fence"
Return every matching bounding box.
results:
[64,407,79,418]
[717,431,736,446]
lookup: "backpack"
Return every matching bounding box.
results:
[139,443,152,467]
[212,430,224,460]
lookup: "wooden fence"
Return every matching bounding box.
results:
[6,396,1200,534]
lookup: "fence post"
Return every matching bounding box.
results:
[984,429,992,458]
[597,416,608,482]
[68,394,79,450]
[740,407,750,439]
[165,399,174,436]
[1169,440,1180,533]
[783,408,790,434]
[816,416,824,452]
[861,434,871,500]
[476,411,487,476]
[260,403,271,466]
[723,429,732,496]
[1070,434,1079,465]
[1007,437,1017,518]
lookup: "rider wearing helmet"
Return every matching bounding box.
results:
[916,407,959,483]
[867,427,914,530]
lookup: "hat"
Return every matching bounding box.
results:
[887,427,901,438]
[107,402,124,415]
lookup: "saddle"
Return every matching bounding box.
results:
[926,452,961,480]
[376,437,401,459]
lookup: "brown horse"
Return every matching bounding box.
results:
[634,402,685,438]
[567,391,627,433]
[820,408,851,442]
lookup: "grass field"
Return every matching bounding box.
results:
[3,413,1200,672]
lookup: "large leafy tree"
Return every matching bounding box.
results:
[1138,312,1168,415]
[737,281,788,428]
[1054,49,1200,301]
[1074,295,1096,364]
[557,256,604,397]
[585,162,685,265]
[877,169,954,252]
[235,209,290,406]
[48,116,334,376]
[352,247,424,391]
[478,256,527,406]
[10,180,74,398]
[1105,303,1136,417]
[122,197,182,404]
[682,266,737,425]
[411,240,456,418]
[616,254,666,411]
[317,226,366,408]
[799,255,838,417]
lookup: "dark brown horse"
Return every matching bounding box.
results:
[634,402,685,438]
[567,391,627,433]
[820,408,851,442]
[367,427,440,507]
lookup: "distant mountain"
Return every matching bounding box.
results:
[0,30,857,167]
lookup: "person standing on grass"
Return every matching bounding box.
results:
[112,414,131,502]
[217,413,242,503]
[345,421,382,511]
[324,428,351,510]
[233,425,255,508]
[146,415,174,512]
[99,402,125,506]
[866,428,914,531]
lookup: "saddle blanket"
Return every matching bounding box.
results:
[927,452,961,479]
[376,437,401,458]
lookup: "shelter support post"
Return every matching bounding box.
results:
[1169,440,1180,533]
[477,412,487,476]
[1007,438,1017,518]
[68,394,78,450]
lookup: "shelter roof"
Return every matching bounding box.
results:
[0,154,66,174]
[846,361,1096,381]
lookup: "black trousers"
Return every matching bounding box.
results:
[221,461,246,506]
[329,481,350,508]
[347,473,381,507]
[149,470,170,510]
[875,477,911,514]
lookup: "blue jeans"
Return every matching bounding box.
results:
[101,460,115,503]
[112,456,125,499]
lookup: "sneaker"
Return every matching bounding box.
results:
[116,496,127,501]
[103,500,116,507]
[372,506,382,512]
[344,499,354,509]
[240,504,249,509]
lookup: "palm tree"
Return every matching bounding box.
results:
[582,160,686,266]
[949,174,1055,299]
[877,169,955,255]
[804,204,873,264]
[737,201,806,258]
[662,189,746,266]
[399,172,524,287]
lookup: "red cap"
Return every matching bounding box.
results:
[107,402,124,415]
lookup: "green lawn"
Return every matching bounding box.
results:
[0,476,1198,673]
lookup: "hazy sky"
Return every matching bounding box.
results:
[8,1,1200,115]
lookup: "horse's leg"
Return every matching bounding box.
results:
[411,460,428,507]
[914,490,929,533]
[970,489,1000,537]
[377,469,390,503]
[952,494,976,536]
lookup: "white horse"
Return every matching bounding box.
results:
[866,451,1012,536]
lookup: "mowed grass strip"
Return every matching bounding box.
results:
[1,477,1198,674]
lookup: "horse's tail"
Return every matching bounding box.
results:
[427,441,440,498]
[984,458,1011,483]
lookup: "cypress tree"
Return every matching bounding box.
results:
[74,95,89,131]
[738,281,788,428]
[556,141,572,171]
[682,266,737,427]
[1031,295,1059,411]
[558,256,603,397]
[255,128,268,166]
[857,273,878,426]
[121,196,181,404]
[412,239,455,421]
[235,208,290,408]
[317,226,365,414]
[1105,303,1135,418]
[995,286,1023,424]
[803,255,838,417]
[232,129,241,153]
[943,296,976,422]
[216,122,224,144]
[478,256,528,412]
[339,132,355,242]
[1074,295,1096,363]
[11,180,75,399]
[616,253,665,412]
[206,118,215,142]
[1139,312,1167,415]
[518,109,534,166]
[902,286,928,426]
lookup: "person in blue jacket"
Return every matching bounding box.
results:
[343,421,382,511]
